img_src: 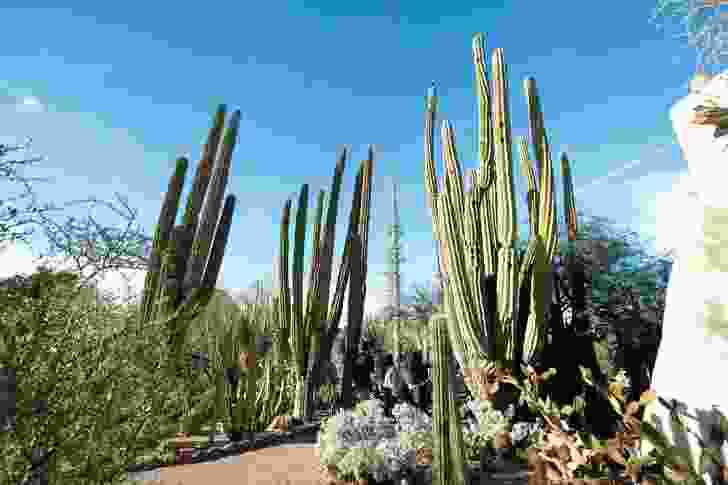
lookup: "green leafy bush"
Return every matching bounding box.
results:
[0,267,198,485]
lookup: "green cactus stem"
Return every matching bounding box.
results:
[423,34,581,415]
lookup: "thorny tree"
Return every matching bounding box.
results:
[543,209,673,403]
[651,0,728,68]
[0,138,152,306]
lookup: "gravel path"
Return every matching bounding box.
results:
[126,411,328,484]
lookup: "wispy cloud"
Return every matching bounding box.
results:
[574,159,644,195]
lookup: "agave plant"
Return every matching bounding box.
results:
[182,289,290,436]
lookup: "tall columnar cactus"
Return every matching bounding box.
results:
[558,152,589,332]
[139,104,239,375]
[340,158,373,409]
[275,147,374,420]
[119,105,240,437]
[431,315,466,485]
[423,33,573,393]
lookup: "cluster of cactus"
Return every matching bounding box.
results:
[250,281,298,430]
[423,33,580,385]
[421,33,607,484]
[185,286,297,434]
[135,104,241,435]
[273,147,373,419]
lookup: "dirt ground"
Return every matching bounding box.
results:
[128,445,327,485]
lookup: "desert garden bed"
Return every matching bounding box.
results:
[125,420,320,474]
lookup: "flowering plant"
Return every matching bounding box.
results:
[318,408,396,460]
[464,399,512,437]
[462,399,513,461]
[352,398,386,419]
[510,419,546,450]
[391,402,434,451]
[376,438,417,478]
[318,403,424,481]
[336,446,386,482]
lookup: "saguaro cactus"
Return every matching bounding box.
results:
[423,34,575,402]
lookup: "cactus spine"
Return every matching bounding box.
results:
[423,34,579,397]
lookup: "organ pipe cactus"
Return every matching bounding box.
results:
[275,147,373,420]
[136,105,239,432]
[340,158,372,409]
[423,34,576,399]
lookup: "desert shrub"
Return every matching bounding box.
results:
[0,267,197,485]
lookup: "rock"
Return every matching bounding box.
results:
[644,72,728,477]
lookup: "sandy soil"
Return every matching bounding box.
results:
[127,445,326,485]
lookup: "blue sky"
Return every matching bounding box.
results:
[0,1,702,318]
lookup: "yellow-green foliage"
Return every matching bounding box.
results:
[365,317,431,354]
[592,337,610,376]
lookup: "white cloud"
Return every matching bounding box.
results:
[0,240,147,305]
[0,241,39,279]
[574,159,645,195]
[17,96,45,113]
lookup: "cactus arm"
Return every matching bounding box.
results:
[473,33,495,191]
[304,151,346,367]
[316,149,347,331]
[561,152,578,242]
[525,78,557,264]
[518,235,548,369]
[172,105,227,306]
[200,194,236,290]
[432,316,466,485]
[181,110,240,302]
[525,79,545,182]
[425,82,439,213]
[492,46,519,367]
[304,190,325,339]
[139,157,188,325]
[291,184,309,382]
[325,159,367,340]
[277,199,293,364]
[358,149,374,305]
[519,137,540,240]
[340,232,363,409]
[492,48,517,248]
[182,105,227,229]
[157,228,182,334]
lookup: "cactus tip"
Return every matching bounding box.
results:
[427,82,437,98]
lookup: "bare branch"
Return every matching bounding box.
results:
[651,0,728,67]
[0,139,153,300]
